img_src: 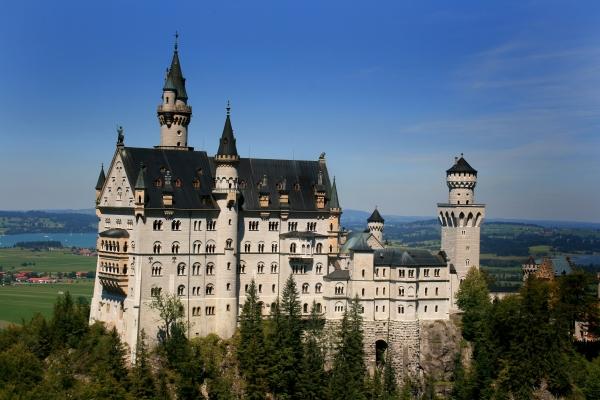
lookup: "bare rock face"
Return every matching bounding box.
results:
[418,316,462,381]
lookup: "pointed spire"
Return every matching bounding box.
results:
[163,32,187,101]
[216,102,239,158]
[329,177,340,209]
[368,207,384,223]
[135,163,146,190]
[95,164,106,190]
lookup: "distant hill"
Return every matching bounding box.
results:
[0,211,97,235]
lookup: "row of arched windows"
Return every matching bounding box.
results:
[100,261,127,275]
[100,240,127,253]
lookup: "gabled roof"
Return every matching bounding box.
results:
[105,147,335,212]
[95,165,106,190]
[367,208,384,223]
[374,248,446,266]
[163,49,188,101]
[217,110,238,157]
[446,156,477,175]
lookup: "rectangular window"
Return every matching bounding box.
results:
[424,269,430,277]
[399,269,405,278]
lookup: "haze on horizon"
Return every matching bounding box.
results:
[0,1,598,223]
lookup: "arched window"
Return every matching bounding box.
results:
[335,302,344,312]
[177,285,185,296]
[303,303,309,313]
[315,303,322,313]
[316,243,323,254]
[206,263,214,275]
[226,238,233,249]
[151,262,162,277]
[335,283,344,295]
[171,242,180,254]
[193,241,202,254]
[192,263,201,275]
[206,284,214,295]
[399,287,405,296]
[315,263,323,274]
[290,243,296,253]
[153,242,162,254]
[257,263,265,274]
[271,263,278,274]
[177,263,186,276]
[302,283,309,294]
[315,283,322,293]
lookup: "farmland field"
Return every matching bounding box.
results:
[0,281,94,325]
[0,248,96,273]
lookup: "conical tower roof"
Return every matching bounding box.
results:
[217,104,238,157]
[95,164,106,190]
[446,155,477,175]
[367,207,384,223]
[163,38,188,101]
[329,177,340,209]
[135,163,147,190]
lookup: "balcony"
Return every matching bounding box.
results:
[98,271,129,295]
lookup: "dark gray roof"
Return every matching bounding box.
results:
[99,228,130,238]
[341,232,370,253]
[446,156,477,175]
[95,165,106,190]
[230,157,335,212]
[329,177,340,209]
[111,147,335,212]
[135,163,147,190]
[163,49,188,101]
[367,208,384,223]
[324,269,350,280]
[118,147,217,210]
[351,234,374,253]
[374,248,446,266]
[534,257,575,276]
[280,231,328,239]
[217,112,238,157]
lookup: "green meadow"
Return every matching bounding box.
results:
[0,248,96,273]
[0,281,94,325]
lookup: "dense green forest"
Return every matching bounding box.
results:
[1,271,599,399]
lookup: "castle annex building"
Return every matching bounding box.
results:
[90,43,486,370]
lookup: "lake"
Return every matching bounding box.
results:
[0,232,97,248]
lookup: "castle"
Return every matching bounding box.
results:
[90,41,485,371]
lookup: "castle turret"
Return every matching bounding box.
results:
[367,207,384,243]
[212,103,240,338]
[328,177,342,254]
[437,155,485,304]
[134,163,147,221]
[156,34,192,149]
[95,164,105,203]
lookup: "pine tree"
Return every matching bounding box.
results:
[297,301,327,400]
[130,330,156,399]
[238,280,268,399]
[267,275,303,399]
[382,348,398,400]
[330,297,367,400]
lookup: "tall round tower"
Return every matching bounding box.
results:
[367,207,384,243]
[437,154,486,307]
[157,35,192,149]
[212,103,240,338]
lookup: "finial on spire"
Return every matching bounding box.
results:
[461,152,464,158]
[226,100,231,116]
[174,31,179,51]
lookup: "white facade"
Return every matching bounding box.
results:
[89,45,479,359]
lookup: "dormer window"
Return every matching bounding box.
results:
[154,178,162,188]
[192,179,200,189]
[294,183,300,191]
[174,178,182,188]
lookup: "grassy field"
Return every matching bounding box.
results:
[0,248,96,273]
[0,281,94,325]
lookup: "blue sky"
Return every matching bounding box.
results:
[0,1,599,221]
